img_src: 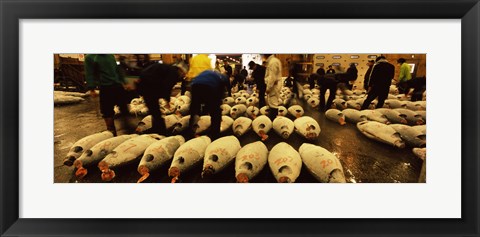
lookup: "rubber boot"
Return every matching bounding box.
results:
[117,114,136,135]
[104,117,117,136]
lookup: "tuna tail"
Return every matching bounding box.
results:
[278,176,291,183]
[73,160,88,179]
[137,165,150,183]
[236,173,249,183]
[168,167,181,183]
[259,130,269,141]
[98,161,115,182]
[202,165,215,178]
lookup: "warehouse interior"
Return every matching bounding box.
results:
[54,53,426,183]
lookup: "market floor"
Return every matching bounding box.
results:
[54,94,424,183]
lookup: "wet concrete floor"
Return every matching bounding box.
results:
[54,93,424,183]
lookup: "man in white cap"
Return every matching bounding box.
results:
[137,61,188,135]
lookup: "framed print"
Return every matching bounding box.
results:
[1,0,479,236]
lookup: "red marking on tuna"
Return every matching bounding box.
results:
[274,157,293,166]
[123,144,137,152]
[321,159,333,169]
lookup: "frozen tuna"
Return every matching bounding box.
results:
[235,97,247,105]
[346,100,361,110]
[169,136,211,182]
[260,106,270,116]
[412,125,426,134]
[287,105,304,118]
[325,109,346,125]
[220,116,234,133]
[246,106,260,119]
[233,117,253,137]
[293,116,321,140]
[277,106,288,117]
[192,115,211,136]
[412,148,426,160]
[74,134,138,179]
[230,104,247,119]
[223,97,235,106]
[333,99,347,110]
[232,92,242,99]
[389,85,399,94]
[246,97,258,107]
[389,124,426,148]
[135,115,152,134]
[268,142,302,183]
[164,114,181,131]
[235,141,269,183]
[307,97,320,108]
[63,131,114,166]
[416,111,426,121]
[384,99,407,109]
[175,95,191,106]
[273,116,295,139]
[54,95,85,105]
[137,135,185,182]
[299,143,346,183]
[375,108,408,124]
[357,121,405,148]
[304,94,313,101]
[220,104,231,116]
[98,134,165,181]
[172,115,190,134]
[176,103,190,116]
[252,115,273,141]
[360,110,390,124]
[202,136,241,177]
[342,109,368,124]
[393,108,425,125]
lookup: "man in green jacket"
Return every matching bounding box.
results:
[397,58,412,95]
[84,54,133,136]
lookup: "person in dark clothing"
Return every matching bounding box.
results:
[248,61,267,108]
[316,65,326,77]
[326,65,336,74]
[189,70,230,140]
[232,69,245,90]
[240,66,248,78]
[344,63,358,90]
[308,73,316,89]
[361,56,395,110]
[317,73,338,112]
[406,76,426,101]
[223,60,233,79]
[363,60,375,90]
[137,62,188,135]
[284,75,299,98]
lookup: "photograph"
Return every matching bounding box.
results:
[54,53,427,184]
[2,0,478,234]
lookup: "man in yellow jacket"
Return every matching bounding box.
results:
[181,54,213,94]
[397,58,412,95]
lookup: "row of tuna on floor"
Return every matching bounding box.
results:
[63,125,427,184]
[64,131,354,183]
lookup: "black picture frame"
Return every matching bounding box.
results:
[1,0,478,236]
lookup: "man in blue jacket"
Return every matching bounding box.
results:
[189,70,230,140]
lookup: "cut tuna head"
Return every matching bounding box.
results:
[236,173,250,183]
